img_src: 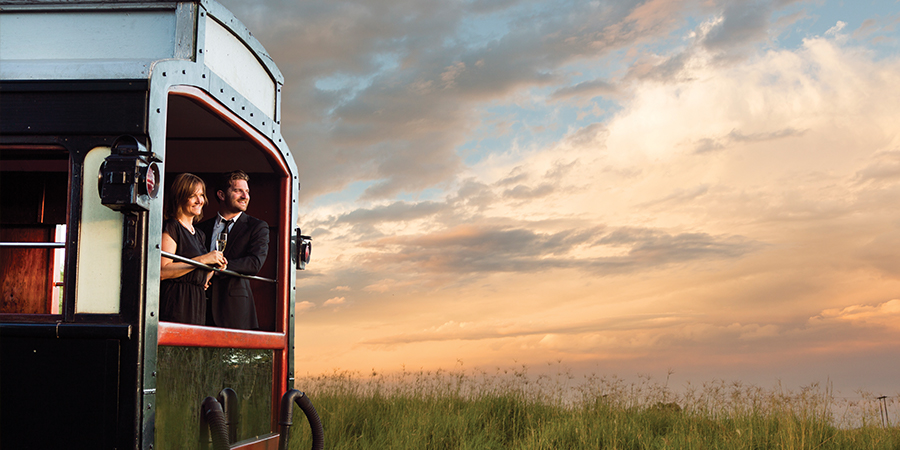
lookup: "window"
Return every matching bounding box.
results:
[0,147,69,315]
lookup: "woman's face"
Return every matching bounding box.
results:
[181,184,205,218]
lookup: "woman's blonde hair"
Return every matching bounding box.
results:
[164,173,207,222]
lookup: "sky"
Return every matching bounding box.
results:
[219,0,900,397]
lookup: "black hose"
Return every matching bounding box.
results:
[278,389,324,450]
[218,387,239,444]
[200,396,230,450]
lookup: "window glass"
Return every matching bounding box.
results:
[155,346,274,448]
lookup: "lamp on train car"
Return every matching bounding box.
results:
[98,135,161,211]
[293,228,312,270]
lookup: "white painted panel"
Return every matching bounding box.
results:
[0,60,152,80]
[76,147,122,314]
[203,16,275,117]
[0,11,176,61]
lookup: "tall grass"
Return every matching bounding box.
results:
[286,363,899,449]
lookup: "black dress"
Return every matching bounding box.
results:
[160,219,208,324]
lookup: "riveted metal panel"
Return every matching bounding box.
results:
[202,14,276,118]
[0,8,177,80]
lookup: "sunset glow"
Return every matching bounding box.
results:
[221,0,900,395]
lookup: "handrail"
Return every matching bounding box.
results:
[161,250,276,284]
[0,243,275,283]
[0,242,65,248]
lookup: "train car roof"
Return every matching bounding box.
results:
[0,0,285,124]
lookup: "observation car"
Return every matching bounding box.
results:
[0,1,321,448]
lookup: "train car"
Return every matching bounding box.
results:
[0,1,321,448]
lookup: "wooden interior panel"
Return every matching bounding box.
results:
[0,227,54,314]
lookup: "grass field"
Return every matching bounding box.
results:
[287,364,899,449]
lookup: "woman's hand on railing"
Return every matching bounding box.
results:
[195,250,227,268]
[161,251,275,284]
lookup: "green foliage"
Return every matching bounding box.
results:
[287,365,899,450]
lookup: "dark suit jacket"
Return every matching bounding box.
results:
[198,213,269,329]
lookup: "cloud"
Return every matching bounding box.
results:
[296,301,316,314]
[359,314,689,347]
[826,21,847,37]
[551,79,618,100]
[639,184,710,208]
[693,127,806,154]
[811,300,900,331]
[502,183,556,200]
[362,278,420,293]
[626,51,694,83]
[700,3,770,51]
[853,152,900,186]
[220,0,707,201]
[226,0,900,394]
[336,201,445,227]
[356,223,759,278]
[357,299,900,355]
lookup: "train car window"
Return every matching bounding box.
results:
[0,147,69,315]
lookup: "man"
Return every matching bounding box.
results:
[198,170,269,329]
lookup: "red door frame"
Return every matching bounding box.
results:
[159,85,294,434]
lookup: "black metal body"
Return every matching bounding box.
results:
[0,80,152,449]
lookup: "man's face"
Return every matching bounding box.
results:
[218,179,250,215]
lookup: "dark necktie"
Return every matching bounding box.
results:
[216,219,234,252]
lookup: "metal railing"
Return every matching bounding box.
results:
[161,251,276,284]
[0,242,65,248]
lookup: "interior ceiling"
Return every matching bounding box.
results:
[163,95,274,173]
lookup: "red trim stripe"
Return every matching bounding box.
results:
[157,321,285,349]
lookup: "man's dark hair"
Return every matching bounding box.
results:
[217,170,250,194]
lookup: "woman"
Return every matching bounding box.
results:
[160,173,227,324]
